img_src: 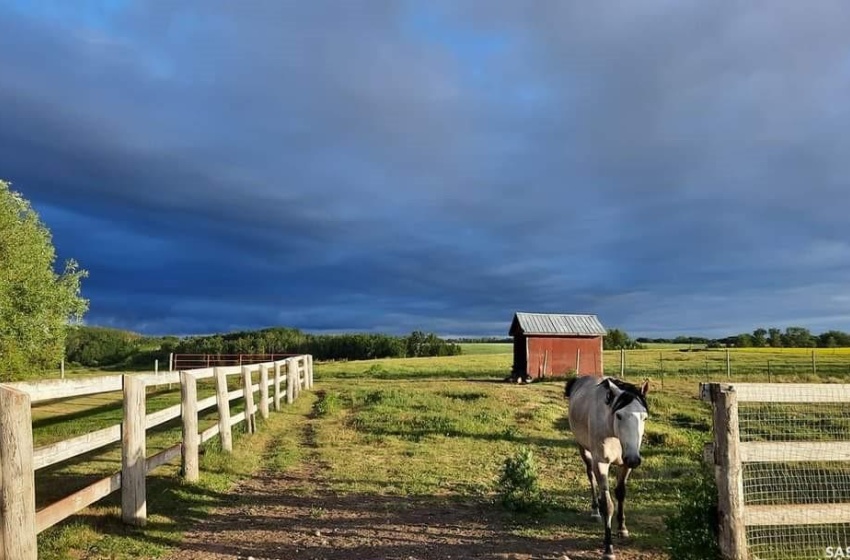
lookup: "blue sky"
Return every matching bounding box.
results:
[1,1,849,338]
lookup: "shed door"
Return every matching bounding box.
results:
[513,335,526,374]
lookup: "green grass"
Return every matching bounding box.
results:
[459,342,513,355]
[314,347,850,385]
[29,348,850,559]
[640,342,708,350]
[307,375,712,551]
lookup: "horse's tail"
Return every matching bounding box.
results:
[565,376,579,399]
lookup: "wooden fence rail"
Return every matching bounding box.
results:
[700,382,850,560]
[0,354,314,560]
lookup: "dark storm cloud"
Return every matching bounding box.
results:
[1,1,849,337]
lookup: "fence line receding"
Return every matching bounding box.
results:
[0,354,314,560]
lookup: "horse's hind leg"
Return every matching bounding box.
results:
[579,446,600,519]
[615,467,632,538]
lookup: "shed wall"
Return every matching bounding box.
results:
[525,336,602,378]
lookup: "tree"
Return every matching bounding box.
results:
[604,328,642,350]
[735,333,754,347]
[1,180,88,379]
[767,328,782,348]
[752,328,767,347]
[783,326,815,348]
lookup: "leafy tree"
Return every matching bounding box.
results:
[767,328,783,348]
[752,328,767,347]
[819,330,850,348]
[65,326,139,367]
[783,326,815,348]
[604,328,642,350]
[1,180,88,379]
[735,333,754,348]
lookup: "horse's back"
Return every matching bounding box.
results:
[565,375,602,449]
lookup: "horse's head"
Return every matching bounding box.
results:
[602,378,649,469]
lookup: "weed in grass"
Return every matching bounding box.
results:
[664,464,721,560]
[439,390,488,401]
[314,390,340,417]
[309,506,327,519]
[363,363,387,376]
[500,425,521,441]
[497,447,550,513]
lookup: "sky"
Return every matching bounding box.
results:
[1,1,849,338]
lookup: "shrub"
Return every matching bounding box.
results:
[497,447,548,513]
[664,464,721,560]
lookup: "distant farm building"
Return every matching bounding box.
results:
[509,312,606,379]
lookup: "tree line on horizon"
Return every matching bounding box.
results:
[64,326,462,369]
[638,326,850,349]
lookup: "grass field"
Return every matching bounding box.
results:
[459,342,513,355]
[28,347,850,559]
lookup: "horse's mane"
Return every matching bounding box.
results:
[607,378,649,412]
[565,376,649,412]
[564,376,580,398]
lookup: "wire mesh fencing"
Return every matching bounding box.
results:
[703,383,850,560]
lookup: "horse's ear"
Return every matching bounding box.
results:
[640,379,650,396]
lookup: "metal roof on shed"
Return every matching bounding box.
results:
[509,312,607,336]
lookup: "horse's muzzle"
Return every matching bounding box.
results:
[624,455,642,469]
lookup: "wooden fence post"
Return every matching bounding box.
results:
[296,357,303,397]
[180,371,199,482]
[286,359,295,404]
[307,355,314,388]
[659,352,665,389]
[726,348,731,379]
[169,352,174,372]
[214,367,233,453]
[121,375,146,526]
[812,349,817,375]
[575,349,581,375]
[259,364,269,420]
[273,362,282,411]
[620,349,625,379]
[0,385,37,559]
[241,366,256,434]
[710,384,747,560]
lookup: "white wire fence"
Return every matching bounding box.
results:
[702,383,850,560]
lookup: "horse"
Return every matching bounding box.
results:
[564,375,650,560]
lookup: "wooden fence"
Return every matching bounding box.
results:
[0,354,314,560]
[171,353,300,370]
[700,382,850,560]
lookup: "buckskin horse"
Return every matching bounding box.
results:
[565,375,650,560]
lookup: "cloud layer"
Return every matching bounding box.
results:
[2,1,849,337]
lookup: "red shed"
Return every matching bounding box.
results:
[509,312,606,379]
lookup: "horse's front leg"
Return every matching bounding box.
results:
[579,446,600,518]
[615,466,632,538]
[592,461,615,560]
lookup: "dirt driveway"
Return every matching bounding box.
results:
[162,463,667,560]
